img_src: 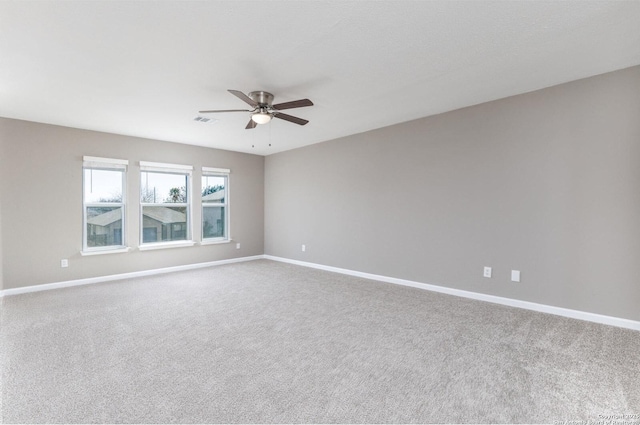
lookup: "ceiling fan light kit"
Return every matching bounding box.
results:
[251,109,273,124]
[200,90,313,129]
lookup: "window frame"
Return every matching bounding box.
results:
[82,156,128,254]
[139,161,194,248]
[201,167,230,243]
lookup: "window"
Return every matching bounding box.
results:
[140,161,193,245]
[83,156,128,253]
[202,167,229,241]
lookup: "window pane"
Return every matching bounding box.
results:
[141,172,188,203]
[142,206,187,243]
[86,206,123,247]
[84,169,123,203]
[202,176,226,204]
[203,206,225,239]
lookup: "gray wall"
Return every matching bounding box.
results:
[0,118,264,290]
[265,65,640,321]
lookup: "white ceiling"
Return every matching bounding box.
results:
[1,1,639,156]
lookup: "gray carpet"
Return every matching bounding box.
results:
[1,259,638,423]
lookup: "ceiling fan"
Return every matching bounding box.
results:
[199,90,313,129]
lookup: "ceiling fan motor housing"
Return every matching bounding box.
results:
[248,91,274,106]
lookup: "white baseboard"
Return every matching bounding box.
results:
[0,255,264,297]
[264,255,640,332]
[4,254,638,332]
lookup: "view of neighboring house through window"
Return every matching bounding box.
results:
[83,156,128,252]
[202,167,230,241]
[140,162,192,244]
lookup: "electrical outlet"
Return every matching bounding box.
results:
[511,270,521,282]
[236,243,241,249]
[483,266,492,278]
[61,259,69,268]
[301,244,306,252]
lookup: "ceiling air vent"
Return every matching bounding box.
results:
[193,116,217,123]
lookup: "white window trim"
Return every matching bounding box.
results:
[202,166,230,174]
[82,158,128,254]
[139,161,193,173]
[200,239,233,246]
[202,167,230,242]
[138,241,196,251]
[140,163,193,247]
[80,247,131,256]
[84,156,128,167]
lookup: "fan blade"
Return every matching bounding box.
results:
[274,112,309,126]
[272,99,314,110]
[228,89,258,107]
[199,109,252,113]
[245,119,257,130]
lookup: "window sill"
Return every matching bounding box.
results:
[200,239,232,246]
[81,247,131,256]
[138,241,196,251]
